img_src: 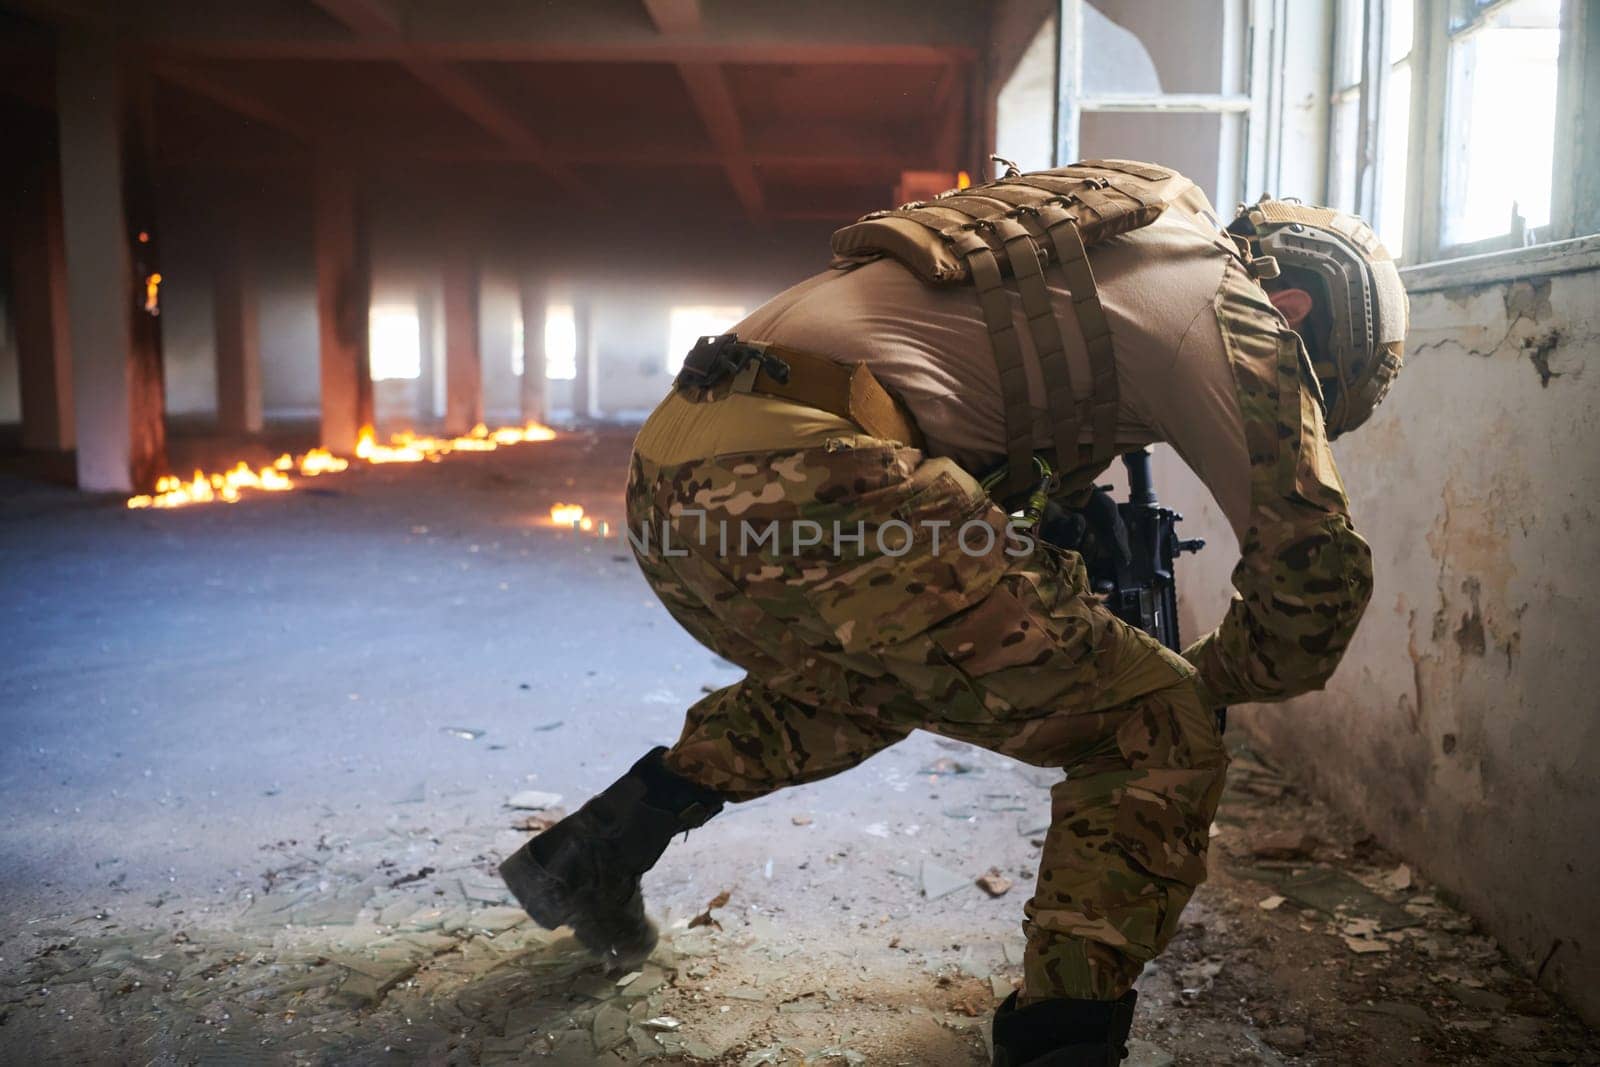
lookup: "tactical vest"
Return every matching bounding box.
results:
[830,158,1179,500]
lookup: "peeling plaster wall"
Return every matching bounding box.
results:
[1159,260,1600,1021]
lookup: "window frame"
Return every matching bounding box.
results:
[1054,0,1275,210]
[1406,0,1592,263]
[1046,0,1595,266]
[1321,0,1419,248]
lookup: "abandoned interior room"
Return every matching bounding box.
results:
[1,1,1597,1064]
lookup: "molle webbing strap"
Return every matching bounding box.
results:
[1077,158,1173,181]
[991,216,1082,479]
[1040,215,1120,466]
[952,228,1035,499]
[828,163,1179,479]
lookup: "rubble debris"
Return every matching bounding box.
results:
[1124,1039,1176,1067]
[792,815,813,826]
[688,890,732,929]
[334,958,418,1008]
[778,992,825,1013]
[1234,864,1419,929]
[591,1001,631,1052]
[1262,1024,1310,1054]
[441,726,485,740]
[920,757,976,776]
[506,789,564,810]
[741,1043,790,1066]
[388,865,434,888]
[1354,1001,1434,1029]
[976,868,1013,897]
[1387,863,1414,891]
[511,810,565,832]
[7,730,1600,1067]
[920,861,969,900]
[1249,829,1319,860]
[948,994,988,1017]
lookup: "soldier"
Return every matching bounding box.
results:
[501,160,1407,1066]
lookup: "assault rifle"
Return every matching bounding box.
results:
[1040,449,1206,655]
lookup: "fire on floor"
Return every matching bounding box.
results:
[125,421,559,510]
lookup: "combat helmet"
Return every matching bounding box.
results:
[1228,197,1409,438]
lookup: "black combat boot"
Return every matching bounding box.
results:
[498,746,724,966]
[992,989,1138,1067]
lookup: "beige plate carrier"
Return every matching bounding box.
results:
[830,159,1175,500]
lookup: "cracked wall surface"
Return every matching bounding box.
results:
[1151,260,1600,1023]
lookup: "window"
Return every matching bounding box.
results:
[996,15,1059,172]
[1440,0,1562,247]
[665,306,748,374]
[1322,0,1416,247]
[1379,0,1415,252]
[369,305,420,381]
[1318,0,1583,262]
[544,304,577,381]
[1057,0,1259,212]
[1327,0,1369,216]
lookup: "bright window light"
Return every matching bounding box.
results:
[1378,0,1415,254]
[369,305,420,381]
[545,304,577,381]
[1442,0,1561,246]
[666,306,747,373]
[1378,63,1411,253]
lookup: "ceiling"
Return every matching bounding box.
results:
[2,0,985,230]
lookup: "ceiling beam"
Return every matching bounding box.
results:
[156,143,926,179]
[643,0,762,223]
[139,39,972,65]
[306,0,594,204]
[154,62,313,143]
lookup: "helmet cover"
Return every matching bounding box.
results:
[1229,197,1408,437]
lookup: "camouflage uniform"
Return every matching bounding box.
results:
[625,248,1371,1003]
[1180,260,1375,708]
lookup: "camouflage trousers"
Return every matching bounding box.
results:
[625,439,1229,1001]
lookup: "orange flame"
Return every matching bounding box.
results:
[126,420,559,509]
[549,502,593,531]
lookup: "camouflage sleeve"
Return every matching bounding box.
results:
[1181,272,1375,708]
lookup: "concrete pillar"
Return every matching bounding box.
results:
[313,160,372,454]
[9,156,74,452]
[517,279,547,424]
[442,247,482,435]
[414,283,441,422]
[213,221,262,434]
[56,36,167,492]
[571,298,596,420]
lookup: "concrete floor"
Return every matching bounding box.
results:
[1,427,1596,1064]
